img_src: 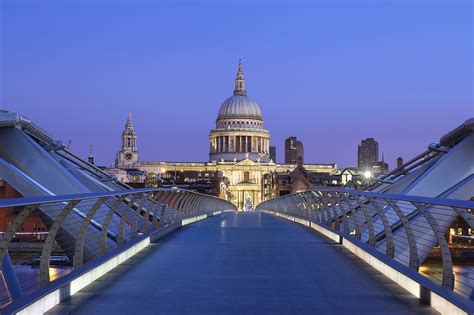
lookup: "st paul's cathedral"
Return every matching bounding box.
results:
[115,61,336,210]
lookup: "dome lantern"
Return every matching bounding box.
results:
[233,59,246,96]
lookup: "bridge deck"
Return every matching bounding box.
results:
[60,212,435,314]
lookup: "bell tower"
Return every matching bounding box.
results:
[116,112,139,166]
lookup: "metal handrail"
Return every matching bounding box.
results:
[0,187,226,208]
[0,188,236,308]
[256,189,474,301]
[311,189,474,209]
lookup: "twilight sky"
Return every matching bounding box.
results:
[1,0,472,168]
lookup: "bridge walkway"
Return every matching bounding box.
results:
[48,211,437,314]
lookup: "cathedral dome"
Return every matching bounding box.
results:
[216,60,263,121]
[209,60,271,164]
[217,95,262,120]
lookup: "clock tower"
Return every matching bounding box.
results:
[116,112,139,166]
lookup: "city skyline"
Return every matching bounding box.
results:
[0,2,473,312]
[2,1,472,167]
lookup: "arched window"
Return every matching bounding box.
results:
[244,171,250,182]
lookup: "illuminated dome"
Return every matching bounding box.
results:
[209,60,271,163]
[218,95,262,120]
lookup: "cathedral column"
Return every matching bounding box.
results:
[244,136,247,153]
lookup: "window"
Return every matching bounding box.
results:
[244,171,250,182]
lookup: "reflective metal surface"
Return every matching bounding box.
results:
[256,189,474,301]
[66,212,435,314]
[0,188,235,308]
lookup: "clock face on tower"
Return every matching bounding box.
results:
[124,152,134,161]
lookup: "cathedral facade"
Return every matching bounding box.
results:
[116,61,336,210]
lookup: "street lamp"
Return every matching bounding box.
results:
[363,170,373,179]
[362,168,392,185]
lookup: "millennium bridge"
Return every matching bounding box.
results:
[0,111,473,314]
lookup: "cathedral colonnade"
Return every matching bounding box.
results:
[210,134,270,154]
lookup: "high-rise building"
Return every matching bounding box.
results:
[285,137,304,164]
[357,138,379,169]
[88,145,94,165]
[115,112,139,166]
[396,156,404,169]
[269,146,276,162]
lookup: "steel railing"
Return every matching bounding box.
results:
[256,189,474,301]
[0,187,236,308]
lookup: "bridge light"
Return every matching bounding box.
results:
[363,171,373,179]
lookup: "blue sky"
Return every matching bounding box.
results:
[1,0,472,167]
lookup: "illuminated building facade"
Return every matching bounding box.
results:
[115,61,337,210]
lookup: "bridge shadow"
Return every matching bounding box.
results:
[47,211,438,314]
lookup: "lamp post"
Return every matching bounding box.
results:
[363,169,392,185]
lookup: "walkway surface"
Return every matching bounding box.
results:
[60,212,436,314]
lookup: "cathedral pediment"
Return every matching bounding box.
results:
[234,158,260,167]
